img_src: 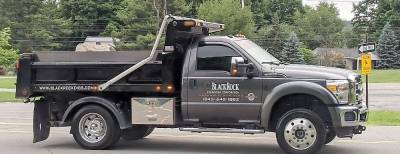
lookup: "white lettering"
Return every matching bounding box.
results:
[211,82,239,91]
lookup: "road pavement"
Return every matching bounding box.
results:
[0,103,399,154]
[367,83,400,110]
[0,88,15,92]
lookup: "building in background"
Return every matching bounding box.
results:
[313,48,380,70]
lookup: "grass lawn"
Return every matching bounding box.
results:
[0,77,16,89]
[368,110,400,126]
[357,69,400,83]
[0,92,20,102]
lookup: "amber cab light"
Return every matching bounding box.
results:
[183,20,196,27]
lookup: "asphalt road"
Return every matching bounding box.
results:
[367,83,400,110]
[0,103,400,154]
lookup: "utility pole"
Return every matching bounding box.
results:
[241,0,245,9]
[364,1,370,109]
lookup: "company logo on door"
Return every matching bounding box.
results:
[201,82,241,102]
[211,82,239,91]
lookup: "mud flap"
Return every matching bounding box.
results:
[33,100,50,143]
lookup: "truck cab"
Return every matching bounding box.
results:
[16,15,368,154]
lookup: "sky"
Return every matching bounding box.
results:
[303,0,364,21]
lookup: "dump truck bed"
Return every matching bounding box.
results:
[16,51,164,97]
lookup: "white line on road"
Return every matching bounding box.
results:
[0,76,16,79]
[337,140,400,144]
[151,134,400,144]
[0,130,66,134]
[0,122,31,126]
[0,88,16,92]
[0,117,32,120]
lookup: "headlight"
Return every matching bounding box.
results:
[326,80,350,104]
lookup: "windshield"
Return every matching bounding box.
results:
[235,39,280,64]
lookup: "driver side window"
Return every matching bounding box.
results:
[196,45,240,72]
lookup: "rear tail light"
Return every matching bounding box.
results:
[15,59,20,70]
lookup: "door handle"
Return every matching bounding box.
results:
[189,79,197,89]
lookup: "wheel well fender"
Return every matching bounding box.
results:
[260,81,337,128]
[61,96,130,129]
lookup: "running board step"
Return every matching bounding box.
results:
[179,128,265,134]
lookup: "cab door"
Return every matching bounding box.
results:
[186,42,263,124]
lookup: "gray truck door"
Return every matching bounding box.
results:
[186,43,263,124]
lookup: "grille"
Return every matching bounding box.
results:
[353,75,363,105]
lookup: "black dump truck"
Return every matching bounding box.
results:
[16,16,368,154]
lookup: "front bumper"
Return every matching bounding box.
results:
[329,105,368,137]
[331,105,368,127]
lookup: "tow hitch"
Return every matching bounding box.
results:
[353,125,366,134]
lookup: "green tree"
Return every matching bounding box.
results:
[261,0,303,25]
[375,0,400,36]
[197,0,255,36]
[60,0,123,37]
[252,2,332,60]
[281,32,304,64]
[377,23,399,69]
[186,0,205,17]
[246,0,265,28]
[168,0,191,17]
[352,0,400,42]
[0,0,43,52]
[29,1,73,51]
[106,0,190,50]
[338,25,361,48]
[299,47,317,65]
[253,14,293,60]
[0,0,73,52]
[0,28,19,67]
[244,0,303,28]
[352,0,378,40]
[294,3,344,49]
[109,0,157,50]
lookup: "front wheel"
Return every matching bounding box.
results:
[71,105,121,150]
[276,109,326,154]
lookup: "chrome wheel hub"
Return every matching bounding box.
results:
[78,113,107,143]
[284,118,317,150]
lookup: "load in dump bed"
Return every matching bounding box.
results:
[16,16,225,97]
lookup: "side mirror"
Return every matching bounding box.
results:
[230,57,254,78]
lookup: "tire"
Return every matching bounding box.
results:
[325,130,336,145]
[143,127,155,137]
[122,125,155,140]
[276,109,326,154]
[71,105,121,150]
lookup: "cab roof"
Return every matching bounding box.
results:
[201,35,249,42]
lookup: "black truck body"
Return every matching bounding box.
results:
[16,16,368,154]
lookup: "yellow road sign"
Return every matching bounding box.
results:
[361,53,372,75]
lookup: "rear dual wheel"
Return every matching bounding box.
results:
[276,109,326,154]
[71,105,121,150]
[122,125,155,140]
